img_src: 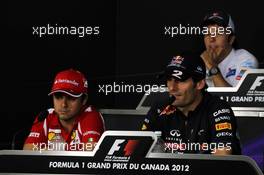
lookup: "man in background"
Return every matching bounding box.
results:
[201,10,258,87]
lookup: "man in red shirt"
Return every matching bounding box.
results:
[23,69,105,151]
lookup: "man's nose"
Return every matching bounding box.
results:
[61,97,68,107]
[208,35,216,42]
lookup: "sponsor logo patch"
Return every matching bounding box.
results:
[213,109,230,117]
[88,138,94,142]
[83,130,100,136]
[71,131,76,140]
[29,132,40,138]
[226,68,236,78]
[48,132,56,141]
[216,132,233,137]
[215,122,232,131]
[236,69,246,80]
[170,130,181,137]
[141,124,147,131]
[214,116,231,123]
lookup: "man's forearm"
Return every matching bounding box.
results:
[211,74,232,87]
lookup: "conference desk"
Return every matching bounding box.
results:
[1,131,263,175]
[0,150,262,175]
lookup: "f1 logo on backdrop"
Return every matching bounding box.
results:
[107,139,139,157]
[250,76,264,91]
[108,139,125,155]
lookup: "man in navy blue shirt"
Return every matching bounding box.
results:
[141,52,241,155]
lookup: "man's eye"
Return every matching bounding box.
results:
[54,93,63,99]
[67,96,76,101]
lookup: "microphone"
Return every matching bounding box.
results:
[168,95,176,105]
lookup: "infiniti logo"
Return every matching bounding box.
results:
[170,130,181,137]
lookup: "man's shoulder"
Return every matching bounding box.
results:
[81,106,102,120]
[202,93,234,121]
[79,106,104,130]
[234,48,254,56]
[83,106,99,114]
[233,49,258,63]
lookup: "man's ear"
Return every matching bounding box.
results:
[228,35,235,45]
[196,79,206,90]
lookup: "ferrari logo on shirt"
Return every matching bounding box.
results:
[71,131,76,140]
[215,122,232,131]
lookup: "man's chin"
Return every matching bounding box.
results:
[172,101,184,107]
[59,115,73,121]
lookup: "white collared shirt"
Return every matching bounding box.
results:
[206,49,259,87]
